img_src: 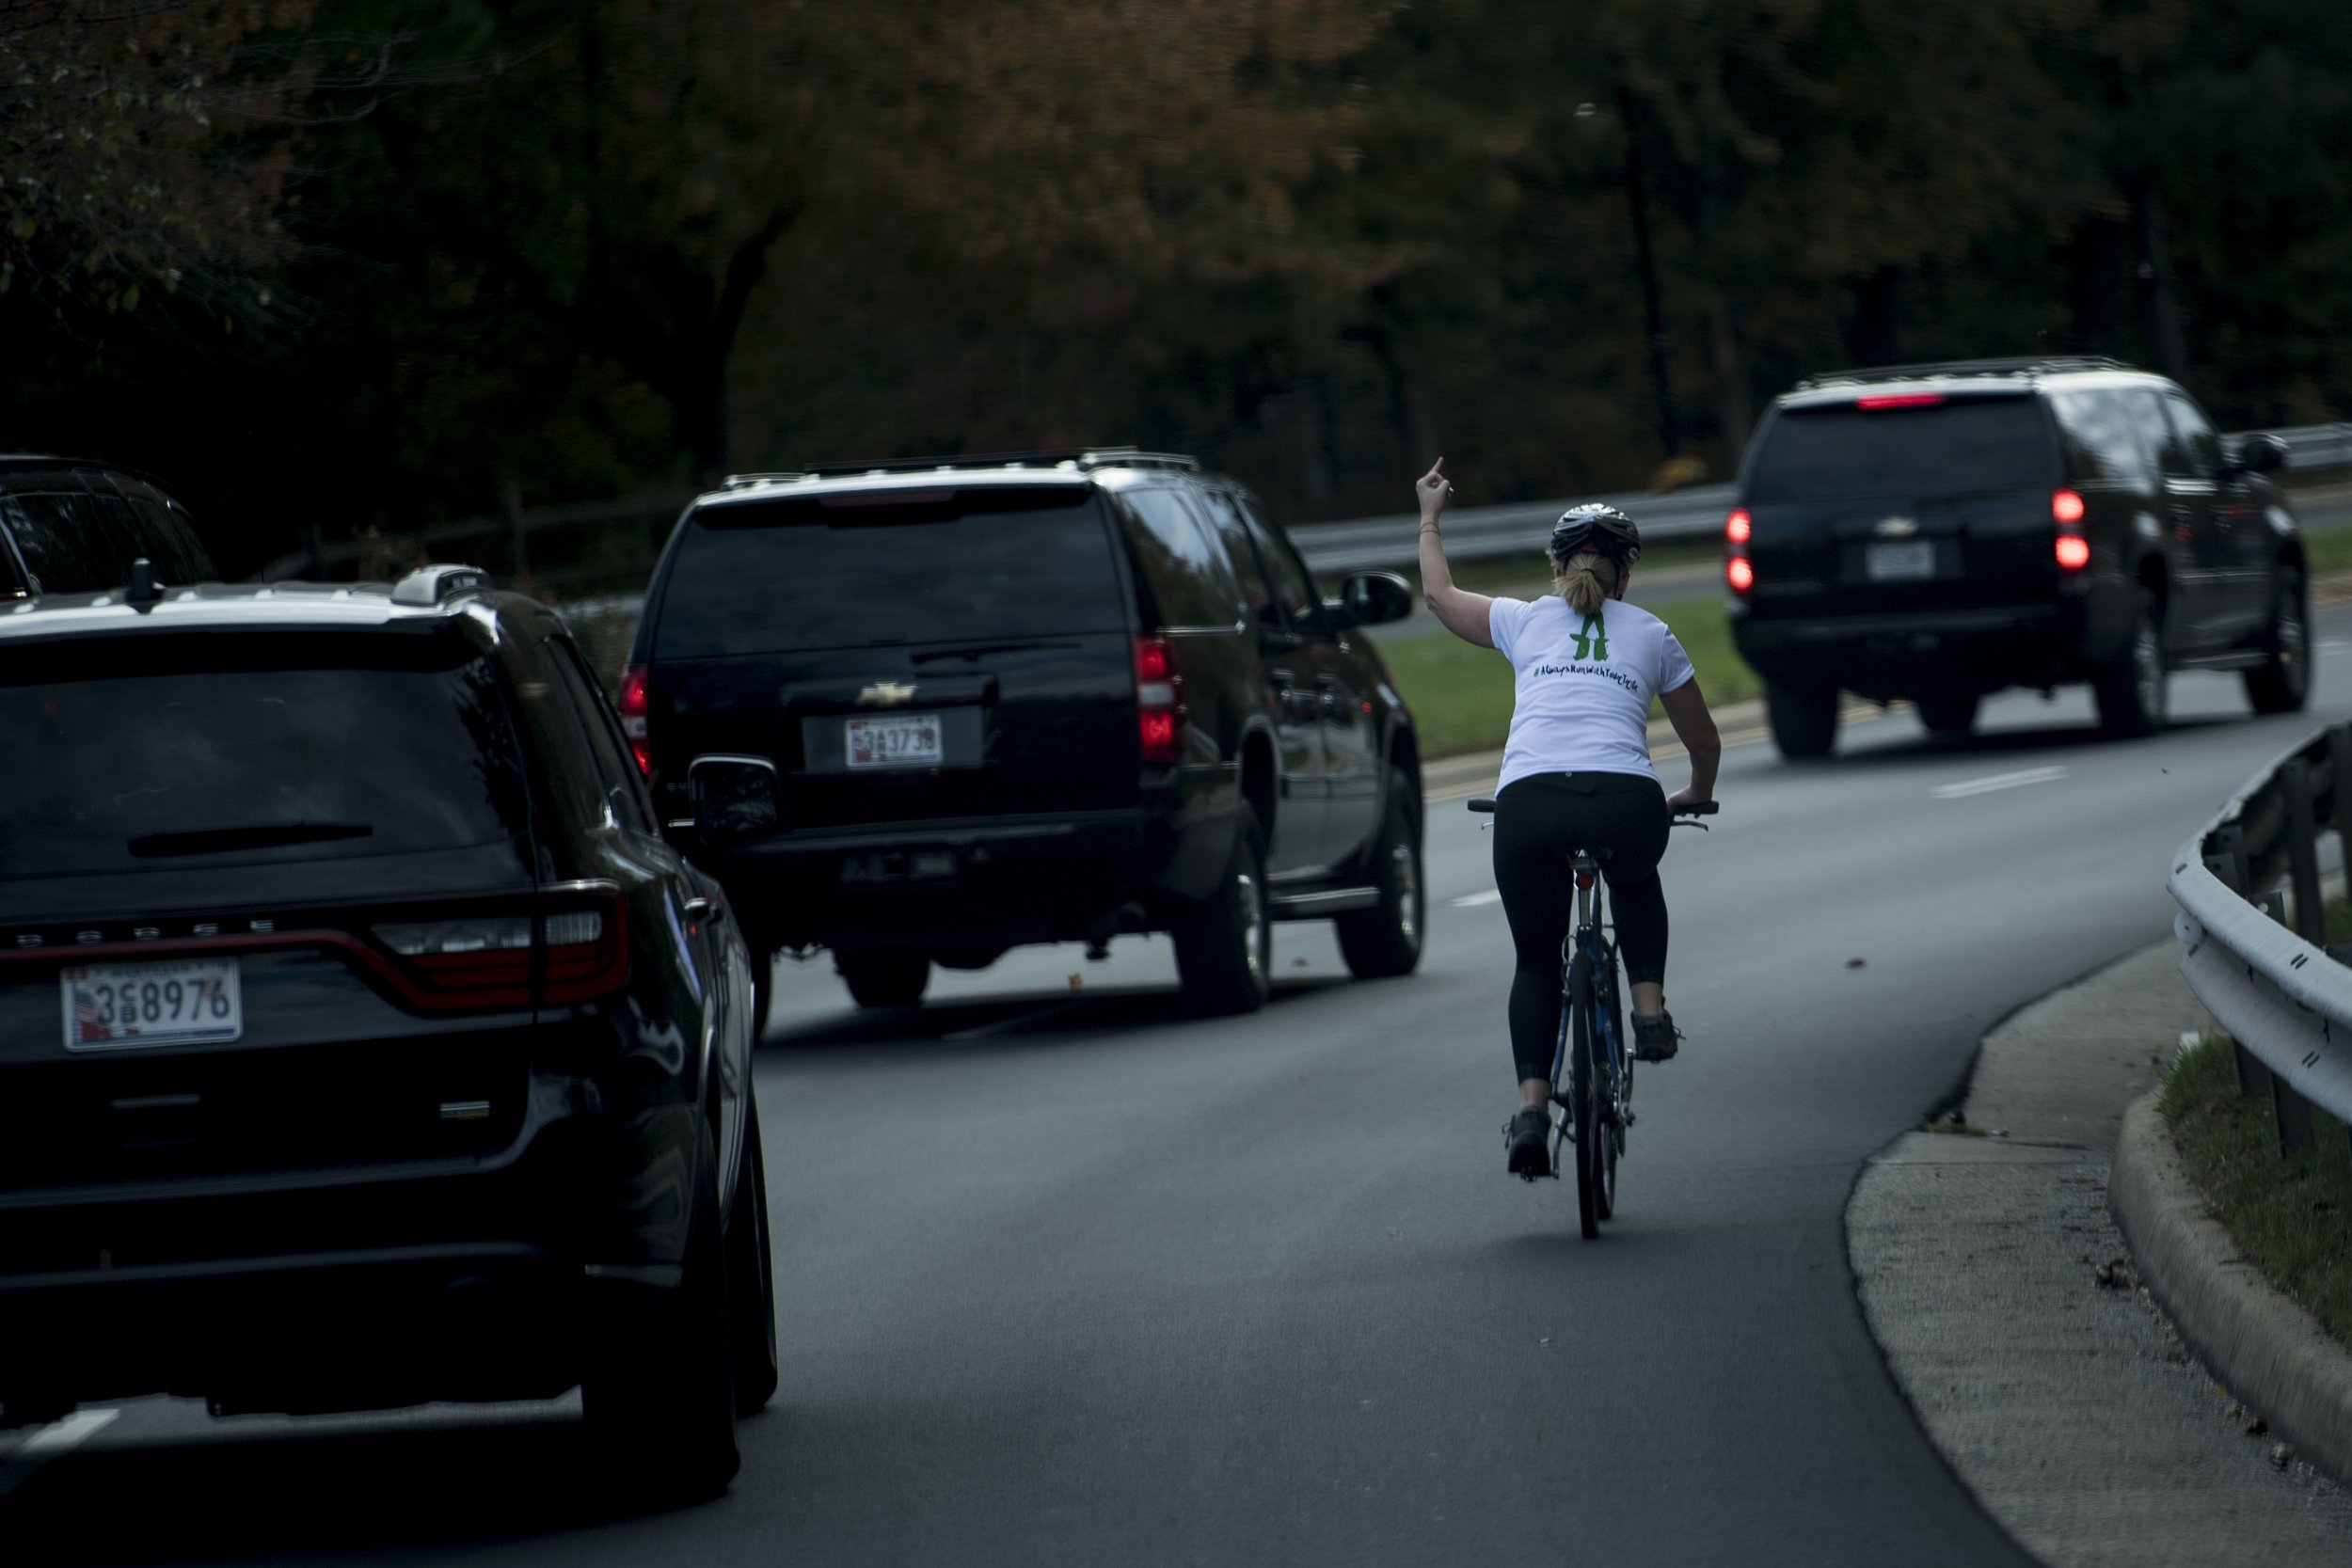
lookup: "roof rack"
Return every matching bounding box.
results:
[797,447,1199,479]
[390,563,492,606]
[1795,356,2134,390]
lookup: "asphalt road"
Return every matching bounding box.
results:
[10,614,2352,1565]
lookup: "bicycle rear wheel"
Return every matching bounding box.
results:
[1593,948,1622,1223]
[1567,951,1601,1240]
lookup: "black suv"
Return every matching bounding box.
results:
[1724,357,2305,756]
[622,449,1425,1014]
[0,456,215,597]
[0,564,771,1498]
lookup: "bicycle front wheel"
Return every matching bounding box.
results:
[1567,950,1601,1241]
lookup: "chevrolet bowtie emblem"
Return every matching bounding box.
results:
[858,681,919,707]
[1874,515,1919,538]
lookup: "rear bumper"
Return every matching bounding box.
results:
[0,1080,706,1413]
[694,800,1229,954]
[1731,591,2128,696]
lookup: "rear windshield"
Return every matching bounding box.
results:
[1746,398,2057,503]
[655,486,1127,658]
[0,630,527,879]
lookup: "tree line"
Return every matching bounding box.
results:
[5,0,2349,576]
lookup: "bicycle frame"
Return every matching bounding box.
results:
[1549,855,1629,1170]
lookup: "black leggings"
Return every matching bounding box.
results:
[1491,772,1671,1084]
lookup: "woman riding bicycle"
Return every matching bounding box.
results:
[1414,460,1723,1179]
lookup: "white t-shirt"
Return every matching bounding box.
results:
[1487,595,1694,789]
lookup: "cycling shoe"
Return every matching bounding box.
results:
[1632,1011,1682,1063]
[1504,1107,1553,1180]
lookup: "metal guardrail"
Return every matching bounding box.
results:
[2170,723,2352,1157]
[1290,422,2352,577]
[260,423,2352,585]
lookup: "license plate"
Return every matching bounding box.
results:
[845,714,943,769]
[62,958,244,1051]
[1866,540,1936,581]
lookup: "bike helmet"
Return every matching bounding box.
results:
[1549,502,1642,568]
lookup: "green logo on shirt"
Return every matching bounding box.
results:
[1570,612,1610,662]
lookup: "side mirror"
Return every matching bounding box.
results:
[690,754,780,847]
[2233,432,2288,476]
[1335,571,1414,626]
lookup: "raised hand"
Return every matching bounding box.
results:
[1417,458,1454,524]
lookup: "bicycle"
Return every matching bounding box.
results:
[1468,795,1717,1239]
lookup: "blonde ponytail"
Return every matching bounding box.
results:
[1557,549,1619,616]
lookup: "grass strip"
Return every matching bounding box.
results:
[2305,526,2352,577]
[2156,1034,2352,1349]
[1376,594,1758,760]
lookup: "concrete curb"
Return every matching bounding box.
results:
[2108,1091,2352,1486]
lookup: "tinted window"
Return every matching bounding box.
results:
[550,636,653,830]
[2,490,125,594]
[2128,388,2196,480]
[1120,487,1244,628]
[0,631,527,879]
[2050,388,2153,487]
[2164,394,2223,479]
[1745,399,2058,503]
[1231,494,1319,626]
[114,480,215,581]
[1195,490,1280,624]
[655,486,1126,658]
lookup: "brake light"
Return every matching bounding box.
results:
[368,887,628,1011]
[1855,394,1947,410]
[1727,558,1756,594]
[1135,635,1184,766]
[2055,534,2091,571]
[1725,509,1753,546]
[2052,488,2086,525]
[616,665,651,774]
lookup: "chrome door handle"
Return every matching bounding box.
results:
[684,895,717,919]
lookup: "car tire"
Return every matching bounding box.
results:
[835,949,930,1008]
[581,1123,740,1501]
[1337,769,1424,981]
[727,1091,779,1417]
[1765,682,1839,759]
[2096,588,2168,738]
[1915,690,1979,738]
[2244,563,2312,715]
[1174,803,1272,1015]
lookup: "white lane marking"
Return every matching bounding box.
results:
[0,1408,119,1497]
[1931,765,2069,800]
[1450,889,1502,908]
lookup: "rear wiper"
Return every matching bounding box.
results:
[128,822,374,857]
[910,641,1074,663]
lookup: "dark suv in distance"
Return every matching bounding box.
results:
[0,456,215,597]
[1723,357,2305,757]
[0,564,771,1499]
[622,448,1425,1015]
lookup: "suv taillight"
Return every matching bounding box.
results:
[371,887,628,1011]
[616,665,651,773]
[2052,489,2090,571]
[1135,635,1184,766]
[1724,508,1755,597]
